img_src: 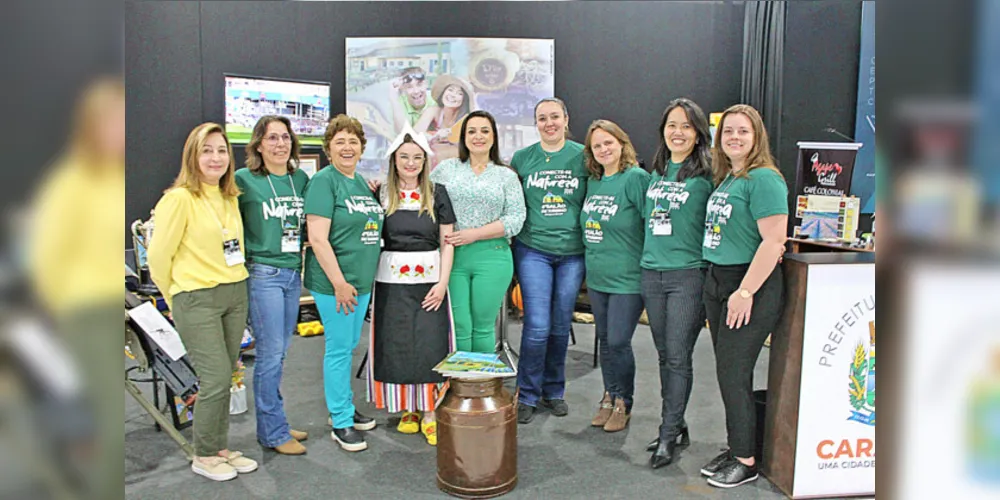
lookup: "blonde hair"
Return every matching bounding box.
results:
[385,135,436,221]
[711,104,783,186]
[169,122,240,198]
[67,76,125,169]
[584,119,639,179]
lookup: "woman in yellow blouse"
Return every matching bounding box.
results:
[147,122,257,482]
[28,76,125,500]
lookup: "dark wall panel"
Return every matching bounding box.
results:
[125,1,204,231]
[128,0,745,226]
[778,1,862,183]
[778,0,864,230]
[126,1,863,235]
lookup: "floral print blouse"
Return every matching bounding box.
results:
[429,158,526,240]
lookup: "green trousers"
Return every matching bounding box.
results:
[171,280,248,456]
[449,238,513,353]
[60,304,123,500]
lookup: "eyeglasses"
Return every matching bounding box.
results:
[264,134,292,144]
[402,73,426,84]
[399,156,425,165]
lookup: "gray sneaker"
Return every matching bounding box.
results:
[540,398,569,416]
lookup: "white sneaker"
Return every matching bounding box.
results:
[191,457,238,481]
[222,451,258,473]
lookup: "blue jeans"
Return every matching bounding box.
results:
[588,289,645,411]
[248,263,301,448]
[312,290,372,430]
[513,242,585,406]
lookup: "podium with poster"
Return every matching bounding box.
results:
[762,252,875,498]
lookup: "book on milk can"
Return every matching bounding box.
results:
[433,351,516,380]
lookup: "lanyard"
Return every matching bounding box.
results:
[200,194,233,237]
[717,174,738,195]
[266,173,298,224]
[709,174,739,225]
[652,172,680,218]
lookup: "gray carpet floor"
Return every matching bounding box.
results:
[124,318,851,499]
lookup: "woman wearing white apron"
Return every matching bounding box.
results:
[367,123,457,446]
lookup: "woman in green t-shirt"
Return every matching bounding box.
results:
[509,98,588,425]
[640,99,715,469]
[235,116,310,456]
[700,105,788,489]
[303,115,384,453]
[579,120,651,433]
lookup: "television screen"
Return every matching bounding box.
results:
[224,74,330,146]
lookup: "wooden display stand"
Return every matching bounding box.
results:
[787,237,874,254]
[763,252,876,498]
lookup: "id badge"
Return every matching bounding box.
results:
[223,239,245,266]
[281,220,300,253]
[703,222,715,248]
[652,213,672,236]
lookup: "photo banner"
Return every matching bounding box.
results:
[850,1,876,213]
[345,37,555,179]
[795,142,862,198]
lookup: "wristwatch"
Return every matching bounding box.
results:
[738,288,753,299]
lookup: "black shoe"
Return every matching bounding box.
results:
[649,440,677,469]
[706,459,759,488]
[700,449,734,477]
[331,427,368,452]
[517,403,536,424]
[646,437,660,452]
[647,425,691,452]
[676,425,691,447]
[540,398,569,417]
[353,411,376,431]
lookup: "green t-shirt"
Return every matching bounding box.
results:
[580,166,651,294]
[302,167,384,295]
[511,141,588,255]
[400,93,437,126]
[702,168,788,265]
[235,168,309,269]
[641,162,713,271]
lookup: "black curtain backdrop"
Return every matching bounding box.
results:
[741,1,787,155]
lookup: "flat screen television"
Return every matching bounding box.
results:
[224,74,330,146]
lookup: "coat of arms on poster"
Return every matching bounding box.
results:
[346,37,555,179]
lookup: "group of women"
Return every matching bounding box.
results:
[511,98,787,489]
[147,95,787,491]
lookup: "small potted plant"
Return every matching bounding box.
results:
[229,358,248,415]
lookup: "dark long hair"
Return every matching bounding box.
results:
[458,110,505,166]
[651,98,712,182]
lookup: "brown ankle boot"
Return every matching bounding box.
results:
[273,438,307,455]
[289,429,308,442]
[591,392,614,427]
[603,398,630,432]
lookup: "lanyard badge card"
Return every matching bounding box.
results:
[203,197,245,267]
[651,208,672,236]
[281,218,301,253]
[223,235,245,266]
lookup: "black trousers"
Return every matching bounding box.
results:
[703,263,783,459]
[640,268,707,442]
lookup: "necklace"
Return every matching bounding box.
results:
[541,142,564,163]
